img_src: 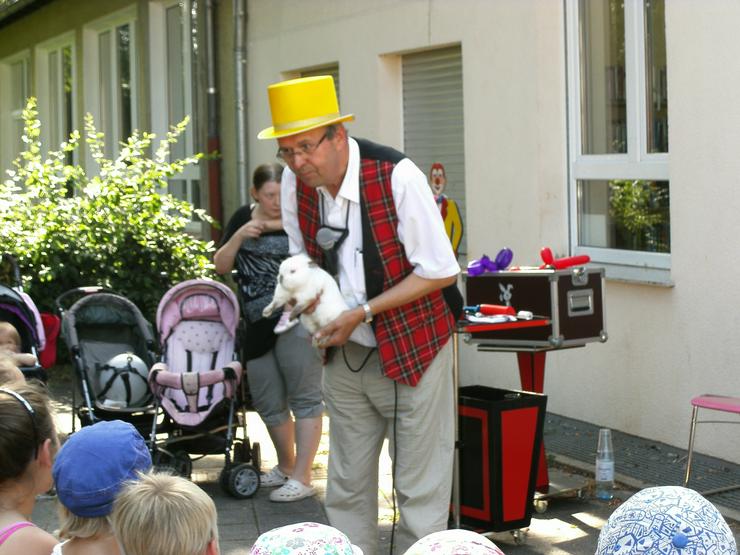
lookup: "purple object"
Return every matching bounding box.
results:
[467,248,513,276]
[467,258,485,276]
[495,248,513,270]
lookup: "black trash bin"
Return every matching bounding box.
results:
[458,385,547,532]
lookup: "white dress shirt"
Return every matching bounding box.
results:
[281,137,460,347]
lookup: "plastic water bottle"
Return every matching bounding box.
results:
[595,428,614,500]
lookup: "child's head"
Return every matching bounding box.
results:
[251,522,363,554]
[404,529,505,554]
[112,471,219,555]
[0,382,57,491]
[596,486,737,554]
[0,321,21,354]
[52,419,152,540]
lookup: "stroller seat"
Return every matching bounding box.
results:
[150,318,242,428]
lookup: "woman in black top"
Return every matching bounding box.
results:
[214,163,323,502]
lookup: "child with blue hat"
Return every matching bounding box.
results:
[51,419,152,554]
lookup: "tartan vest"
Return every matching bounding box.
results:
[296,138,454,386]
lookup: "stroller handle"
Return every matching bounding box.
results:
[55,286,118,314]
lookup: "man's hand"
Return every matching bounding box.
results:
[313,306,364,348]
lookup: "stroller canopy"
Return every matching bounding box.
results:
[0,284,44,352]
[156,279,239,345]
[61,292,156,356]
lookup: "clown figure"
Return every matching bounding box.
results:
[429,162,463,256]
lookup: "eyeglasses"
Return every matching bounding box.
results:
[276,132,328,162]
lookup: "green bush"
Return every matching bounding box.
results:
[0,98,215,321]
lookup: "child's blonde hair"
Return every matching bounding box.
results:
[112,471,218,555]
[56,505,111,540]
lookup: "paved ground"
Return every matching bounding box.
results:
[32,365,740,554]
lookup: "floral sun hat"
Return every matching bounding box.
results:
[596,486,737,554]
[250,522,363,555]
[403,529,506,554]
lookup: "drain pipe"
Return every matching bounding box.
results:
[204,0,223,242]
[233,0,248,208]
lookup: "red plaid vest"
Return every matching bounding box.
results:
[296,139,454,386]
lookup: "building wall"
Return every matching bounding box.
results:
[0,0,146,154]
[244,0,740,463]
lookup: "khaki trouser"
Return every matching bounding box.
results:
[323,339,454,555]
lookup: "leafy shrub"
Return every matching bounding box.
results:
[0,98,215,321]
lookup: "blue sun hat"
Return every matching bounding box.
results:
[596,486,737,554]
[52,420,152,518]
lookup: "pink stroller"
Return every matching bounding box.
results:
[148,279,260,498]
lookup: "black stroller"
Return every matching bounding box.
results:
[57,286,158,432]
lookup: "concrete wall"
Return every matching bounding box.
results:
[244,0,740,463]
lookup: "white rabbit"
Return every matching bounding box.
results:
[263,254,349,344]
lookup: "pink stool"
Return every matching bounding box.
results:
[684,394,740,493]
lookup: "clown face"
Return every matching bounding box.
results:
[429,163,447,197]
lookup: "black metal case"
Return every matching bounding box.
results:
[464,267,608,348]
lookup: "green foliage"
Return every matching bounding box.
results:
[608,179,669,252]
[0,97,215,321]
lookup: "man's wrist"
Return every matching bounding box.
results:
[361,302,373,324]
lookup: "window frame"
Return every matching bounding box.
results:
[566,0,671,284]
[148,0,201,232]
[82,6,138,166]
[0,49,31,175]
[34,31,77,163]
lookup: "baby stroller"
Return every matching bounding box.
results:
[0,253,47,381]
[57,286,158,432]
[148,278,260,499]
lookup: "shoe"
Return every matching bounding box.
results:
[273,311,299,334]
[260,465,289,487]
[269,478,316,502]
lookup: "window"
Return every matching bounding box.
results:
[149,0,200,220]
[36,34,76,164]
[566,0,670,283]
[0,51,30,174]
[83,8,137,162]
[402,45,466,258]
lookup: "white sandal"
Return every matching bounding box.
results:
[269,478,316,502]
[260,465,289,487]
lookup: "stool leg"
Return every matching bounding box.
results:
[684,405,699,487]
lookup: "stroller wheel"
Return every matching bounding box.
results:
[232,441,246,463]
[251,442,262,471]
[173,450,193,479]
[224,463,260,499]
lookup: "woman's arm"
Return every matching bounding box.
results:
[213,219,265,275]
[260,217,283,233]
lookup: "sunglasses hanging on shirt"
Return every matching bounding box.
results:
[316,196,350,278]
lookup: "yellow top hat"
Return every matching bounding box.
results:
[257,76,354,140]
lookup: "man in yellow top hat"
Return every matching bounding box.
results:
[259,75,462,554]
